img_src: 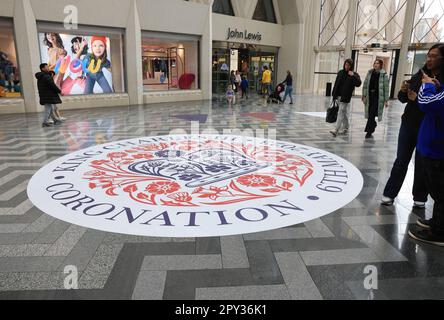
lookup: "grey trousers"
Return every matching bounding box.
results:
[336,101,351,131]
[43,104,55,123]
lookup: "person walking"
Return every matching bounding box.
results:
[36,63,62,127]
[240,76,249,99]
[381,45,444,208]
[235,70,242,94]
[226,84,235,107]
[362,59,390,139]
[282,70,295,105]
[330,59,361,137]
[408,71,444,246]
[262,66,272,97]
[230,71,237,92]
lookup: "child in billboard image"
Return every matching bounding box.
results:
[83,36,113,94]
[57,37,89,96]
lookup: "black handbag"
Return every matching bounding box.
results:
[326,99,339,123]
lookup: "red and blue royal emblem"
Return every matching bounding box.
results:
[83,138,314,207]
[28,135,363,238]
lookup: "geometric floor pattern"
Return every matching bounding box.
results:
[0,94,442,300]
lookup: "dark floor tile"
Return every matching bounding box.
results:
[195,237,221,255]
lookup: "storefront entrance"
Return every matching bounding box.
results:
[212,42,279,95]
[141,32,200,92]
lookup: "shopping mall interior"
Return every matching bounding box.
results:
[0,0,444,303]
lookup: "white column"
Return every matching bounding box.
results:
[201,0,213,100]
[345,0,358,59]
[299,0,321,94]
[395,0,417,94]
[125,0,143,106]
[13,0,41,113]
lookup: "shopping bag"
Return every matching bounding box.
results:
[326,99,339,123]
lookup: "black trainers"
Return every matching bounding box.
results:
[330,130,338,137]
[408,227,444,247]
[365,133,373,139]
[413,201,426,209]
[53,120,63,126]
[42,122,53,127]
[381,196,394,206]
[417,218,432,229]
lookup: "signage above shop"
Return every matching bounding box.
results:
[226,28,262,42]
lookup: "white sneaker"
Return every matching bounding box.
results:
[47,119,54,124]
[413,201,426,209]
[59,117,66,122]
[381,196,394,206]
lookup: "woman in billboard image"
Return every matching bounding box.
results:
[44,33,67,71]
[43,33,66,120]
[83,36,113,94]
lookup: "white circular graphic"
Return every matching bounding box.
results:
[27,135,363,238]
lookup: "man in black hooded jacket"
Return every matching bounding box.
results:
[330,59,362,137]
[35,63,62,127]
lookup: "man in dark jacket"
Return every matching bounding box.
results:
[330,59,362,137]
[36,63,62,127]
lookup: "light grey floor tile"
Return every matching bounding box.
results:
[243,227,312,241]
[0,224,28,233]
[0,181,28,201]
[300,248,383,266]
[78,272,110,290]
[195,285,291,300]
[304,219,334,238]
[22,214,54,233]
[0,244,51,257]
[44,225,87,257]
[342,215,416,227]
[58,230,107,272]
[81,244,124,276]
[140,255,222,271]
[220,236,249,269]
[102,234,195,244]
[0,272,65,291]
[0,256,65,272]
[275,252,323,300]
[349,225,408,262]
[0,199,34,216]
[132,271,167,300]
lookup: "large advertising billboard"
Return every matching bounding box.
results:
[39,33,114,96]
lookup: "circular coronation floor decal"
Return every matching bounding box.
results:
[27,135,363,238]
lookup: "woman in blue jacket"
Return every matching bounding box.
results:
[409,72,444,246]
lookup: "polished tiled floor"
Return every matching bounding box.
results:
[0,93,441,300]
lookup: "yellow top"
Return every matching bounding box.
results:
[262,70,272,84]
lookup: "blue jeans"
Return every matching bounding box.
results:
[84,71,113,94]
[383,120,428,201]
[283,85,293,103]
